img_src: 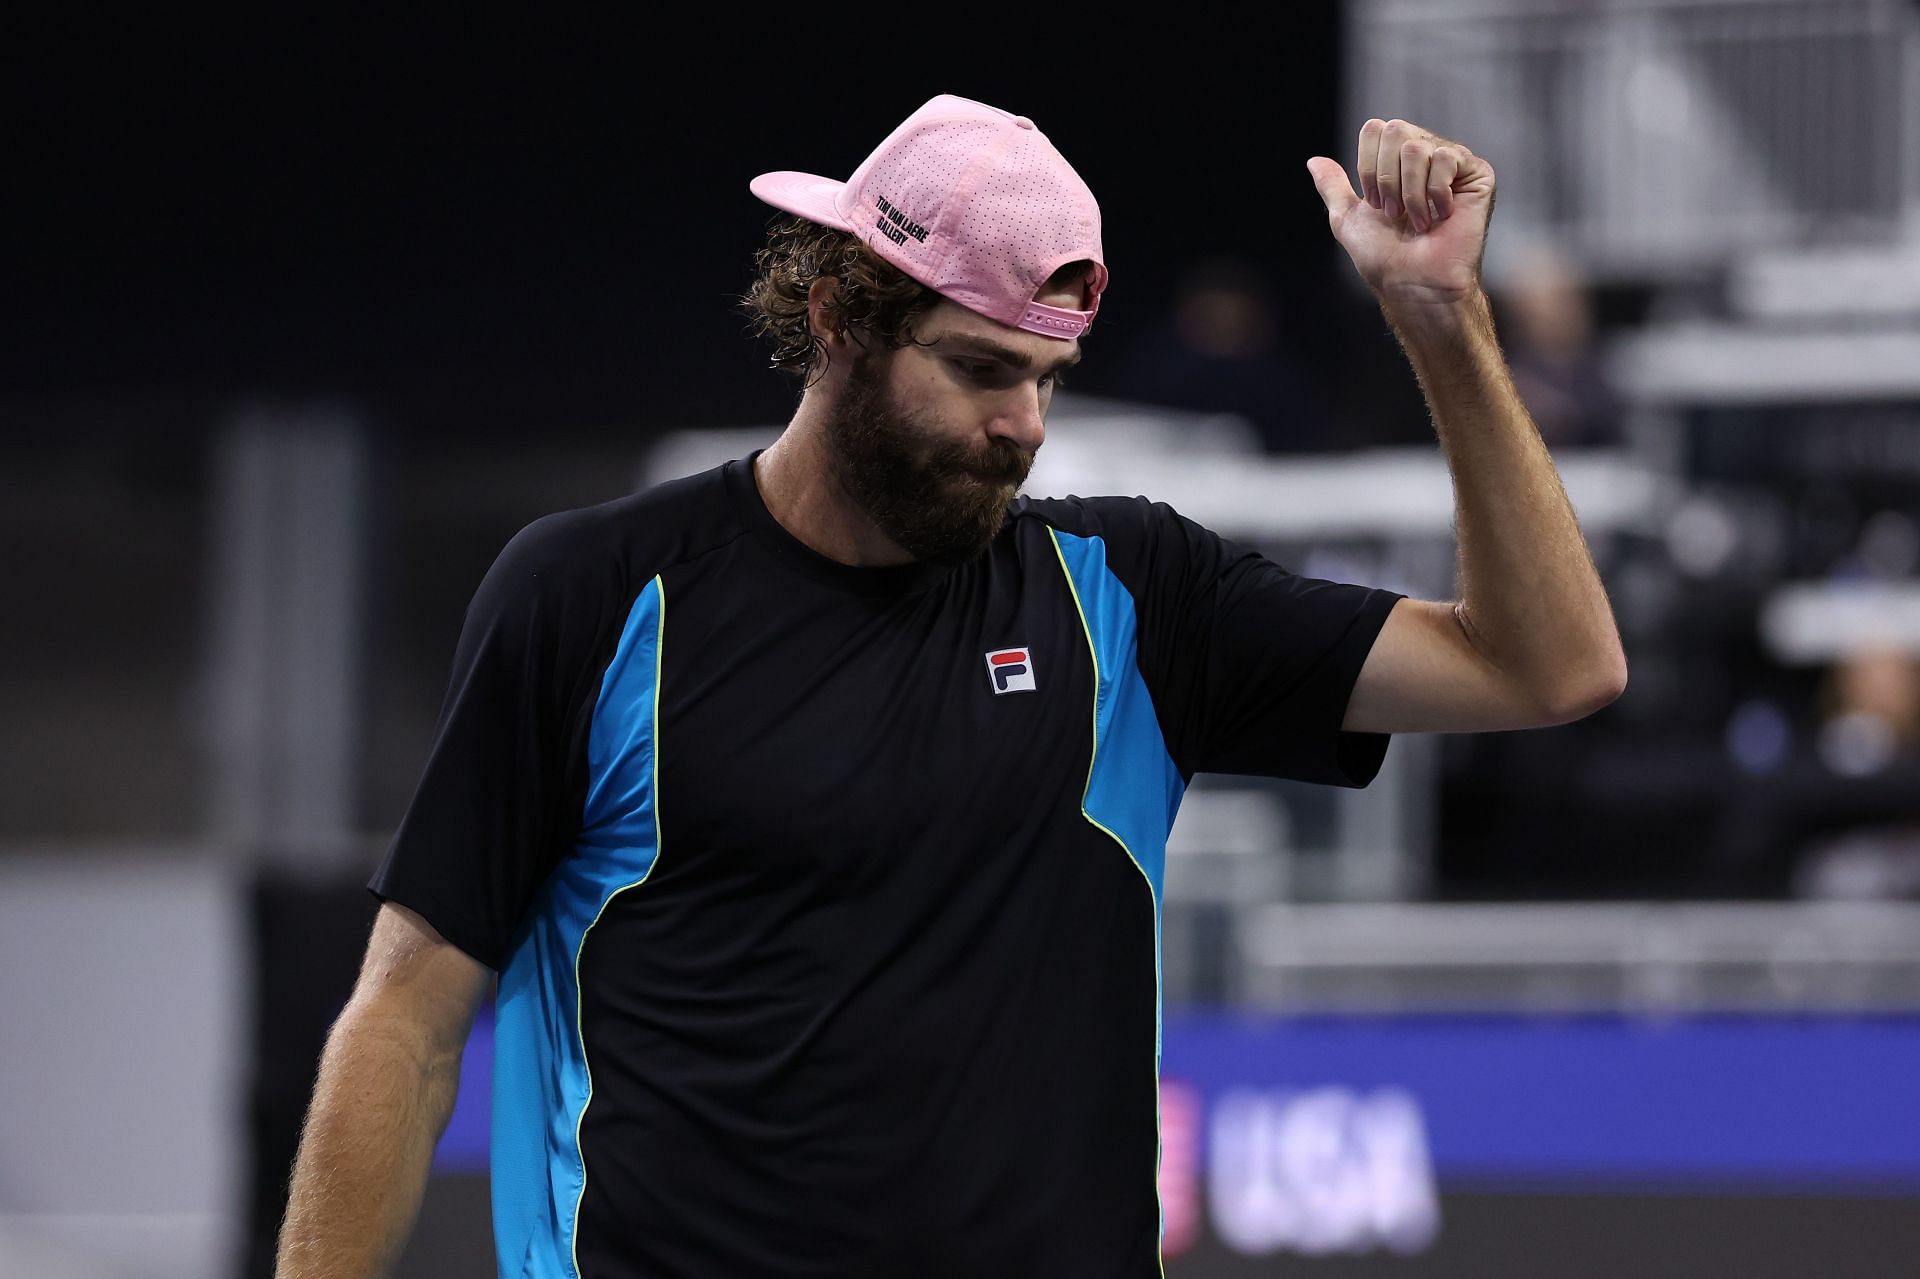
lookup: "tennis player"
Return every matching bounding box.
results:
[275,94,1624,1277]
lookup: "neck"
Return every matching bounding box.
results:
[753,401,916,568]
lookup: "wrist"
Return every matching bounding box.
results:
[1379,282,1487,323]
[1380,286,1494,354]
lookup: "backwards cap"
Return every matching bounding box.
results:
[750,94,1107,341]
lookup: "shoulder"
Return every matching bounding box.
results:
[497,461,742,581]
[1010,493,1204,568]
[475,462,743,619]
[1010,493,1174,542]
[1011,492,1258,610]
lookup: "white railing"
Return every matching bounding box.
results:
[1235,900,1920,1011]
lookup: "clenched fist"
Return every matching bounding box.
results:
[1307,118,1496,310]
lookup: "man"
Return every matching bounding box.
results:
[276,95,1625,1278]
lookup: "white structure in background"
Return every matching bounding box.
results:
[1351,0,1920,408]
[1237,900,1920,1013]
[0,856,242,1279]
[205,409,369,875]
[1351,0,1920,283]
[0,410,373,1279]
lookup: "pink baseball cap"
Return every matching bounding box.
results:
[750,94,1108,341]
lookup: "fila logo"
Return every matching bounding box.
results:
[985,647,1037,695]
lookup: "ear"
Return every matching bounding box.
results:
[806,277,852,356]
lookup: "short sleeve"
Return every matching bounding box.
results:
[1092,498,1405,787]
[369,516,625,969]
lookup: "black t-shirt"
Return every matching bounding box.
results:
[371,453,1403,1278]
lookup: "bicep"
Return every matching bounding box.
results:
[1343,597,1558,734]
[342,902,493,1057]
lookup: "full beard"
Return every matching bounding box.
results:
[823,350,1034,566]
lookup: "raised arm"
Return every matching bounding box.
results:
[275,902,493,1279]
[1308,119,1628,735]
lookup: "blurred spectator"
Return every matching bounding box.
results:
[1493,244,1625,449]
[1792,646,1920,898]
[1815,645,1920,778]
[1114,256,1339,453]
[1712,641,1920,897]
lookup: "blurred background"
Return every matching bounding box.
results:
[6,2,1920,1276]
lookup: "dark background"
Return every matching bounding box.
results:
[11,8,1428,444]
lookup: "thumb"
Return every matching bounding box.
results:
[1305,156,1360,221]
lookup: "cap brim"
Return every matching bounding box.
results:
[749,171,854,231]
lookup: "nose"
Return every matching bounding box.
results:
[987,386,1047,454]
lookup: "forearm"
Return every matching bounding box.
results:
[1385,288,1627,715]
[275,1005,464,1279]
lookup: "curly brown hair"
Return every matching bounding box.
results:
[739,216,944,386]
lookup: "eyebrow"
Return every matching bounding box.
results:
[935,333,1082,375]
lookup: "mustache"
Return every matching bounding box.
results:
[931,439,1033,485]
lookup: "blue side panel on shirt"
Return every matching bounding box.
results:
[1050,531,1187,1023]
[1050,531,1185,900]
[491,575,665,1279]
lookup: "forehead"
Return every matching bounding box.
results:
[912,300,1083,365]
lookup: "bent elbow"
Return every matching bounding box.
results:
[1542,650,1629,725]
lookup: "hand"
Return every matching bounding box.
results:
[1307,119,1496,309]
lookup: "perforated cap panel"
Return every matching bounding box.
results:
[754,94,1106,339]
